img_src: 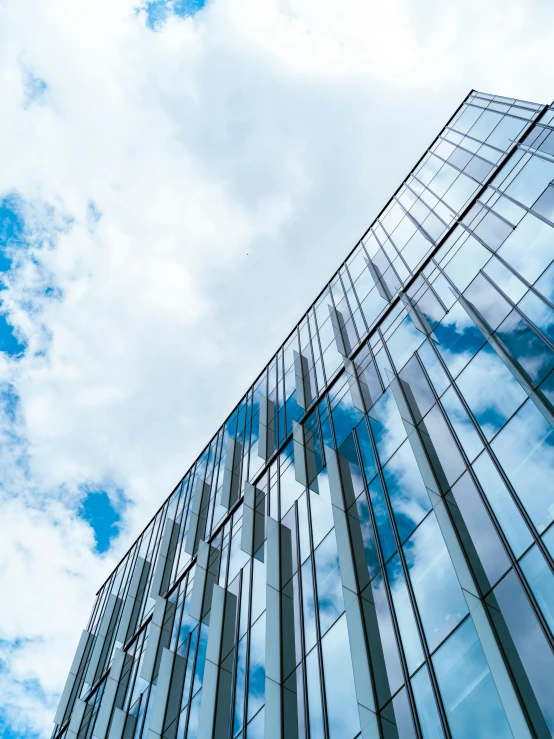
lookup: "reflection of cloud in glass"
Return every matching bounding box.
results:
[383,440,432,542]
[492,399,554,532]
[314,529,344,636]
[403,513,468,652]
[247,614,265,720]
[370,389,408,466]
[456,345,527,440]
[321,614,361,739]
[371,573,404,698]
[433,616,512,739]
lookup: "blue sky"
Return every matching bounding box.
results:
[0,198,25,356]
[143,0,206,28]
[1,0,554,736]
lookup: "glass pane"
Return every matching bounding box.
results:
[301,558,317,653]
[489,569,554,735]
[495,310,554,385]
[520,543,554,635]
[433,617,512,739]
[383,440,432,543]
[411,664,445,739]
[314,530,345,636]
[472,451,532,557]
[386,553,424,674]
[306,648,325,739]
[450,473,510,587]
[247,614,265,720]
[492,399,554,533]
[404,514,468,652]
[382,687,417,739]
[371,573,405,700]
[321,614,361,739]
[368,476,397,563]
[233,636,247,734]
[456,345,527,440]
[440,387,483,462]
[434,301,485,378]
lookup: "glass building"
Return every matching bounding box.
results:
[54,89,554,739]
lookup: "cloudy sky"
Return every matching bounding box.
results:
[0,0,553,735]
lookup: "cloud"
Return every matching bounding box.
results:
[0,0,553,735]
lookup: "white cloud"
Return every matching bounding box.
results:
[0,0,553,735]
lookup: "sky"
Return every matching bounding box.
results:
[0,0,554,735]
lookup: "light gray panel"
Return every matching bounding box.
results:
[117,556,151,645]
[147,647,186,739]
[185,480,211,556]
[54,629,95,725]
[139,596,175,683]
[398,290,434,336]
[85,594,124,687]
[66,698,89,739]
[197,585,237,739]
[258,394,275,462]
[365,256,393,302]
[93,648,133,739]
[107,708,137,739]
[329,304,352,356]
[150,518,181,598]
[292,421,317,491]
[240,482,265,557]
[344,357,373,414]
[220,437,243,510]
[293,350,312,410]
[189,540,220,623]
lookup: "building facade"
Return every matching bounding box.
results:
[54,90,554,739]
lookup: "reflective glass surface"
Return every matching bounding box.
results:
[55,92,554,739]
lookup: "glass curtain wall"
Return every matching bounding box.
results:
[53,90,554,739]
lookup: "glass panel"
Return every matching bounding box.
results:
[383,440,432,543]
[386,553,424,674]
[370,390,408,466]
[381,687,417,739]
[450,473,510,587]
[306,648,325,739]
[411,664,445,739]
[440,387,483,462]
[233,636,247,735]
[520,543,554,635]
[433,617,513,739]
[301,558,317,653]
[456,345,527,440]
[404,514,468,652]
[247,614,265,720]
[314,530,345,636]
[472,451,532,557]
[434,301,485,378]
[489,569,554,735]
[351,493,380,579]
[495,310,554,384]
[497,213,554,285]
[372,573,405,699]
[368,477,397,564]
[492,399,554,533]
[505,154,554,209]
[321,614,361,739]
